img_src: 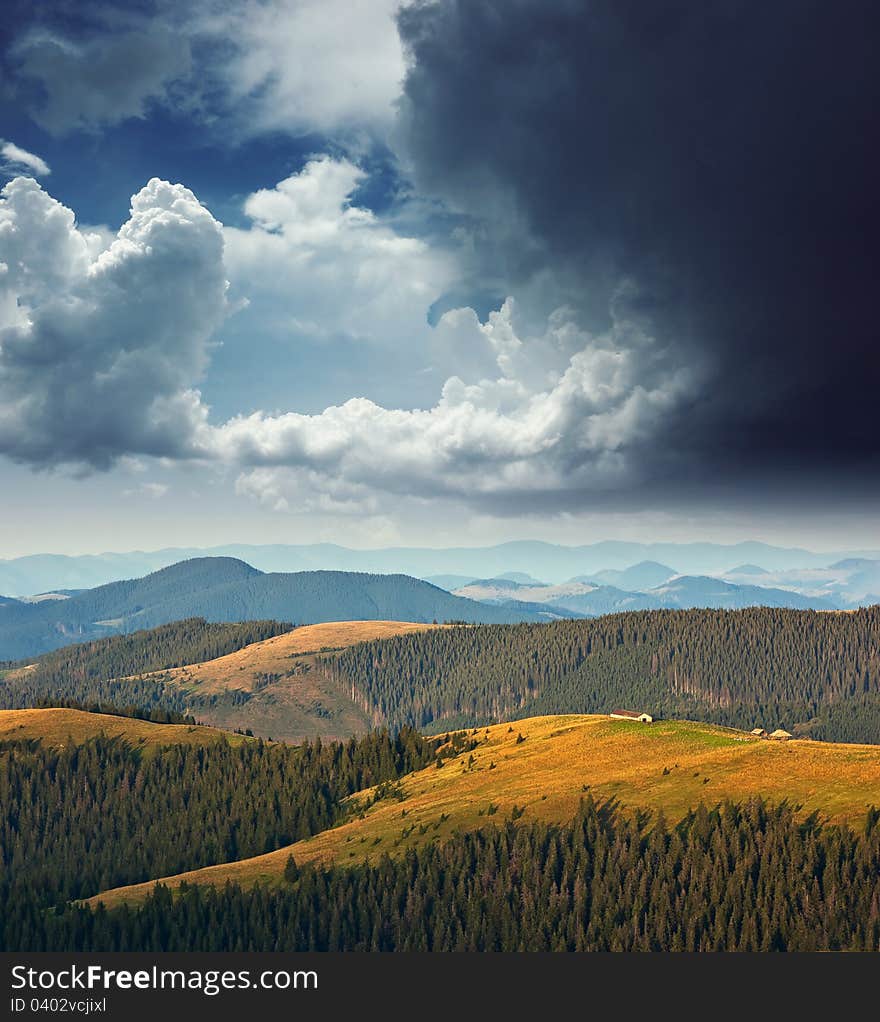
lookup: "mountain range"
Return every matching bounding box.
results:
[0,558,546,662]
[2,552,870,663]
[437,556,880,611]
[2,540,880,597]
[723,559,880,606]
[450,572,839,617]
[587,560,678,590]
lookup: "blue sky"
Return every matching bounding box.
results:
[0,1,877,557]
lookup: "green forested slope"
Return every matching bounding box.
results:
[0,618,291,717]
[0,726,435,949]
[6,605,880,743]
[17,799,880,951]
[331,607,880,742]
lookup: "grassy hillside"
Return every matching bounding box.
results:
[154,620,445,694]
[88,713,880,908]
[3,617,292,680]
[0,618,444,742]
[146,620,443,742]
[0,618,293,724]
[0,707,249,748]
[8,606,880,745]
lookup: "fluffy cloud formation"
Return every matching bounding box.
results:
[213,291,695,511]
[11,25,191,134]
[196,0,404,138]
[223,156,454,350]
[7,1,401,142]
[234,466,380,515]
[0,176,227,468]
[0,172,694,514]
[0,140,50,177]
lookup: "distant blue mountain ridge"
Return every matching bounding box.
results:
[0,558,557,662]
[2,540,879,596]
[1,554,875,663]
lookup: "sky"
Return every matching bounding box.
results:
[0,0,878,557]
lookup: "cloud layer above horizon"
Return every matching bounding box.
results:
[0,169,695,516]
[0,0,877,546]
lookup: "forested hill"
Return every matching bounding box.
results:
[10,617,293,678]
[330,606,880,743]
[0,558,543,661]
[0,724,438,950]
[6,604,880,744]
[0,618,293,720]
[46,801,880,952]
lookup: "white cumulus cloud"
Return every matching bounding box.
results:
[0,141,51,178]
[0,176,228,468]
[9,2,403,143]
[0,173,696,516]
[194,0,405,138]
[212,294,695,511]
[223,156,454,349]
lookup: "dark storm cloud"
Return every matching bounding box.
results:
[12,23,191,135]
[396,0,880,493]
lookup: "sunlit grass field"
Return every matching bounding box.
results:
[88,713,880,908]
[143,619,444,696]
[0,706,251,748]
[124,619,444,743]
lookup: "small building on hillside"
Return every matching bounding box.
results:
[610,709,653,724]
[768,728,793,740]
[751,727,767,737]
